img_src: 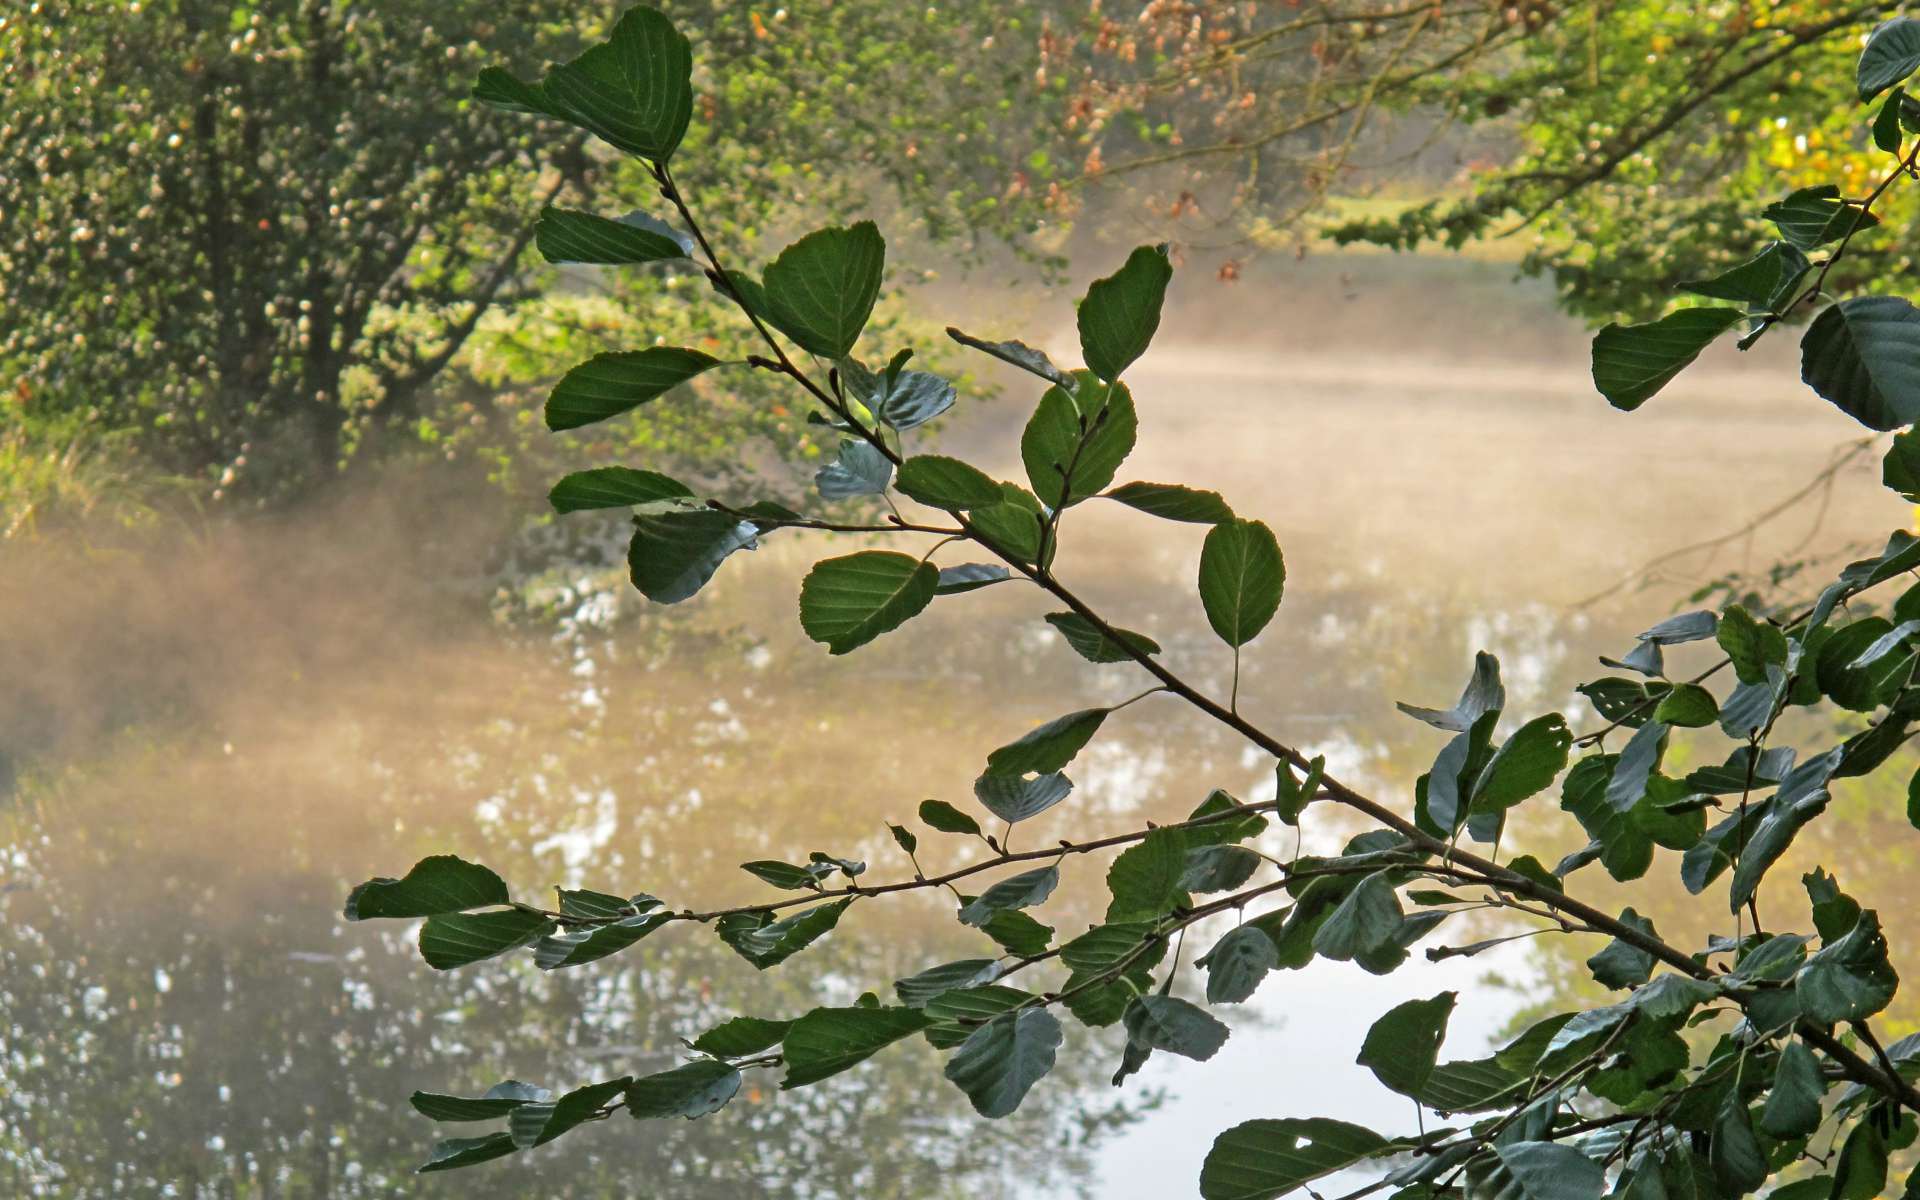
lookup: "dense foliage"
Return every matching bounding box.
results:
[0,2,1059,499]
[1054,1,1916,322]
[346,8,1920,1197]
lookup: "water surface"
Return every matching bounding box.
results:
[4,261,1911,1197]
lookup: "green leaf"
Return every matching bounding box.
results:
[1729,749,1842,911]
[1398,651,1505,733]
[345,855,509,921]
[1198,518,1285,647]
[1797,911,1899,1023]
[813,440,892,500]
[1060,921,1162,974]
[1357,992,1456,1097]
[1123,994,1229,1066]
[957,866,1059,927]
[1044,611,1161,663]
[980,910,1054,957]
[715,899,851,969]
[1471,714,1572,813]
[780,1005,933,1088]
[1680,242,1809,310]
[1861,18,1920,100]
[967,485,1050,563]
[923,986,1037,1050]
[740,860,829,890]
[1884,429,1920,501]
[943,1008,1063,1118]
[1586,908,1658,989]
[1831,1120,1889,1200]
[838,358,956,431]
[1200,1118,1401,1200]
[410,1081,551,1123]
[1105,480,1234,523]
[762,222,886,359]
[1078,244,1172,382]
[545,347,719,431]
[507,1077,628,1148]
[478,7,693,161]
[418,908,552,970]
[973,771,1073,824]
[1710,1092,1767,1196]
[535,207,688,265]
[1654,683,1719,728]
[1716,605,1787,684]
[919,799,981,836]
[1590,307,1743,411]
[1312,871,1402,962]
[1802,296,1920,431]
[625,1059,741,1120]
[689,1017,790,1058]
[984,708,1110,776]
[417,1133,519,1173]
[1181,845,1261,894]
[935,563,1012,595]
[1020,376,1138,508]
[894,959,1002,1007]
[1758,1039,1826,1138]
[533,913,668,969]
[556,889,654,920]
[944,327,1075,389]
[1188,788,1272,845]
[1202,925,1280,1004]
[798,551,939,655]
[1105,828,1188,922]
[628,508,759,604]
[548,467,692,513]
[1492,1141,1607,1200]
[896,455,1003,509]
[1765,185,1881,251]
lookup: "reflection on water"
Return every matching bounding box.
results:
[3,263,1910,1196]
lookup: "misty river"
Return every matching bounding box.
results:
[3,257,1912,1197]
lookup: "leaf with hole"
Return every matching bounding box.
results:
[973,771,1073,824]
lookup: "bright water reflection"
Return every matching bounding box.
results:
[2,262,1908,1197]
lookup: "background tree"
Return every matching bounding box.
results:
[0,1,1064,502]
[1051,0,1910,320]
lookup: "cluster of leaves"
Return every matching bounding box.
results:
[346,9,1920,1197]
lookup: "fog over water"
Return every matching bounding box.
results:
[4,257,1911,1197]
